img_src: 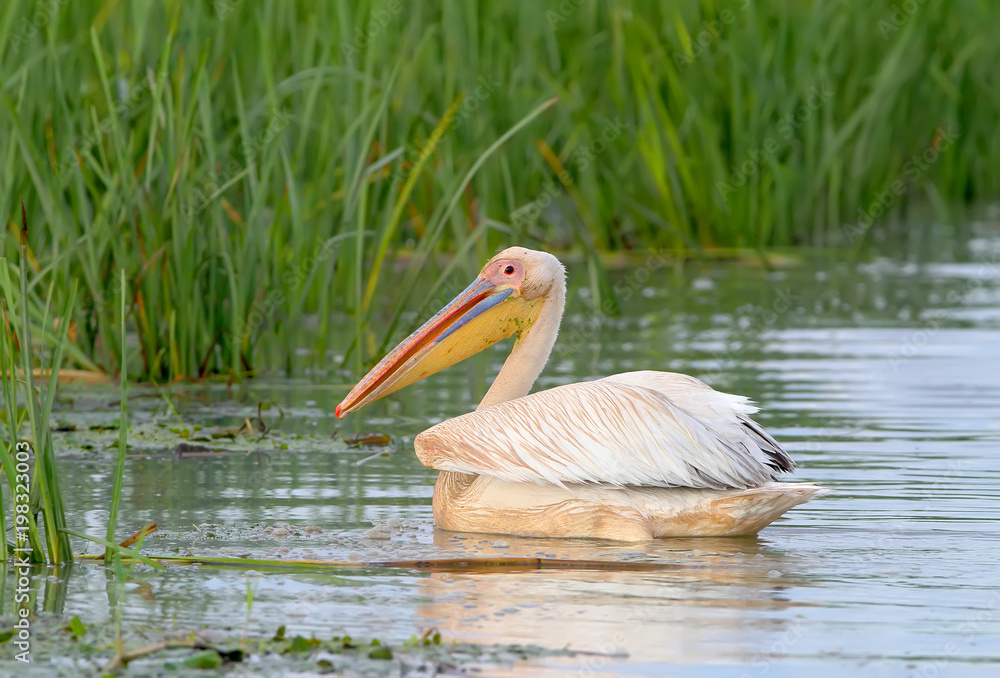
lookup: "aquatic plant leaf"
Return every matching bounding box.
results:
[368,646,393,660]
[183,649,223,668]
[67,616,86,637]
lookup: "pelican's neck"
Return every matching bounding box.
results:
[477,274,566,410]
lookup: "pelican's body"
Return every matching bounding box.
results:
[338,247,822,541]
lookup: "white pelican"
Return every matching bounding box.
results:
[337,247,822,541]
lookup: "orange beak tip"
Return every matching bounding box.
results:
[335,403,344,419]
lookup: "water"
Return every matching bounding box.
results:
[4,226,1000,675]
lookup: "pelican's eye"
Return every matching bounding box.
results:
[503,265,515,275]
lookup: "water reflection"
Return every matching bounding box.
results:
[3,230,1000,674]
[419,533,805,664]
[0,563,72,618]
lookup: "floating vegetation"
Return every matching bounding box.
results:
[75,553,688,573]
[0,616,575,675]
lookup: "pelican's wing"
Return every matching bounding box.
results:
[414,374,793,490]
[599,371,793,474]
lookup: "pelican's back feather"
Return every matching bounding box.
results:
[414,373,794,490]
[600,371,794,473]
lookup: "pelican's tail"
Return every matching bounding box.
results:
[651,481,826,538]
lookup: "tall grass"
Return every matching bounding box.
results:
[105,269,129,558]
[0,205,74,563]
[1,209,146,565]
[1,1,997,380]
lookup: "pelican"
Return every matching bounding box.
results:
[337,247,822,541]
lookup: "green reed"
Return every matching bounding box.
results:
[1,1,997,381]
[0,206,74,564]
[105,269,129,558]
[1,216,141,565]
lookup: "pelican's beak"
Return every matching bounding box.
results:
[336,276,542,418]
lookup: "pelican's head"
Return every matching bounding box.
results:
[336,247,564,417]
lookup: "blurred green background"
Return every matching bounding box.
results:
[1,0,998,380]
